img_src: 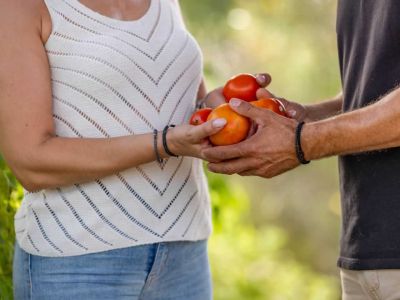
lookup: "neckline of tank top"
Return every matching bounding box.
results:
[70,0,156,25]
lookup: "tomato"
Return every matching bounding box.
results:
[251,98,287,117]
[189,108,213,126]
[207,103,250,146]
[223,73,260,102]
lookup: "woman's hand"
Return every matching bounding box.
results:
[167,118,227,159]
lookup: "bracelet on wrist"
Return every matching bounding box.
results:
[162,125,179,158]
[196,97,207,109]
[153,129,164,164]
[295,121,310,165]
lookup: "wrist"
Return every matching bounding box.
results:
[196,97,207,109]
[301,122,321,161]
[156,130,169,159]
[295,122,310,164]
[163,127,181,157]
[302,117,341,161]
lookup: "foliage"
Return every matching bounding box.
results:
[208,172,339,299]
[181,0,340,101]
[0,156,22,300]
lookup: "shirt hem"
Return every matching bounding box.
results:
[338,256,400,270]
[17,229,212,258]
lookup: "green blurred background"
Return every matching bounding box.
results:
[0,0,342,299]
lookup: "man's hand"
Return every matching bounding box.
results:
[202,99,301,178]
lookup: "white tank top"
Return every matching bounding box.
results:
[14,0,211,257]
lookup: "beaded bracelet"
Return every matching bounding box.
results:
[295,121,310,165]
[153,129,164,164]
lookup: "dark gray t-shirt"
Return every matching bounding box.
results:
[337,0,400,270]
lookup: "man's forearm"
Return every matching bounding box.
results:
[305,93,343,121]
[303,88,400,160]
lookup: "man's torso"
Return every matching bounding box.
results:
[337,0,400,270]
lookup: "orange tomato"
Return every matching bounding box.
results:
[207,103,250,146]
[223,73,260,102]
[251,98,287,117]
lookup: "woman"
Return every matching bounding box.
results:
[0,0,229,299]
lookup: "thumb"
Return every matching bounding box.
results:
[191,118,227,141]
[229,98,270,123]
[255,73,272,88]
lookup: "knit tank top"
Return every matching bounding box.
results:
[14,0,211,257]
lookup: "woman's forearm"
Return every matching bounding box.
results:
[18,133,163,191]
[14,118,225,192]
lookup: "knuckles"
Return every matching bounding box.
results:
[185,129,195,142]
[246,144,259,157]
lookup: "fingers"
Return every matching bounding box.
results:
[238,170,255,177]
[246,122,259,138]
[202,142,249,161]
[239,161,300,178]
[191,118,226,141]
[277,98,306,121]
[255,73,272,88]
[229,99,273,124]
[208,157,259,175]
[256,88,275,99]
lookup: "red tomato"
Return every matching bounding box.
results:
[251,98,287,117]
[223,73,260,102]
[189,108,213,125]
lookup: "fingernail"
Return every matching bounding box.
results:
[256,74,266,82]
[213,118,227,127]
[288,110,297,117]
[230,99,242,107]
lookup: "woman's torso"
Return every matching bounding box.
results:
[15,0,211,257]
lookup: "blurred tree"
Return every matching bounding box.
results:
[208,172,340,299]
[181,0,343,297]
[0,156,22,300]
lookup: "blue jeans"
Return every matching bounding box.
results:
[13,240,212,300]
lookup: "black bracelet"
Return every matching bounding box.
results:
[153,129,164,164]
[295,121,310,165]
[162,125,179,157]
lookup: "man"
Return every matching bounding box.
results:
[202,1,400,299]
